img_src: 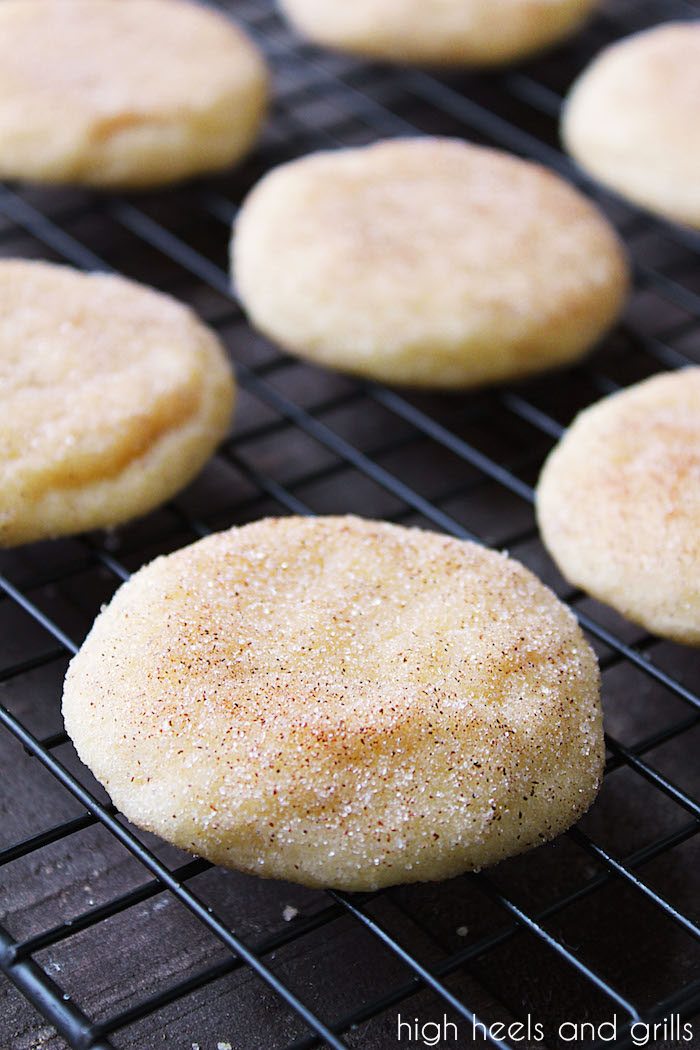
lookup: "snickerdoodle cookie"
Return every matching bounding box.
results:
[232,138,628,389]
[562,23,700,227]
[0,259,235,546]
[0,0,268,188]
[279,0,600,66]
[63,515,603,890]
[537,369,700,644]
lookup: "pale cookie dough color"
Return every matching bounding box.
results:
[0,260,235,547]
[0,0,268,188]
[232,138,629,389]
[63,516,603,891]
[562,23,700,228]
[537,370,700,645]
[279,0,600,66]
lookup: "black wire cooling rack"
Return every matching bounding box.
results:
[1,1,699,1048]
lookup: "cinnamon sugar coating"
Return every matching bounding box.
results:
[0,0,268,188]
[233,138,628,389]
[0,260,235,546]
[537,369,700,644]
[563,23,700,228]
[63,516,603,890]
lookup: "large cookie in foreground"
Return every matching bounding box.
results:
[63,516,603,890]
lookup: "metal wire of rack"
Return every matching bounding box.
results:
[1,1,699,1048]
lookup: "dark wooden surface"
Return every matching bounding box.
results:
[1,0,699,1047]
